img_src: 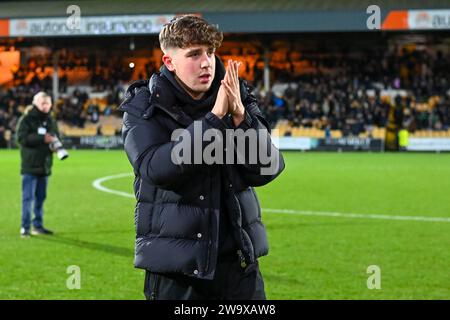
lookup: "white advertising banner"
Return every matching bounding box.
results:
[274,137,311,150]
[408,10,450,30]
[9,15,175,37]
[407,138,450,151]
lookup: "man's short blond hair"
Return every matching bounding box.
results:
[159,15,223,53]
[32,91,51,105]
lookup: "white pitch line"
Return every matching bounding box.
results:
[262,208,450,223]
[92,173,135,198]
[92,173,450,223]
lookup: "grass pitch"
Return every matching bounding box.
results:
[0,150,449,299]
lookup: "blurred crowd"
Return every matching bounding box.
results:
[1,47,449,147]
[0,83,126,147]
[254,48,450,135]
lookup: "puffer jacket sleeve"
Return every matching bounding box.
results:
[122,107,229,192]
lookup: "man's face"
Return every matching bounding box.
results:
[36,97,52,113]
[163,45,216,100]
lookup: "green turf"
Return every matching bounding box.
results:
[0,150,449,299]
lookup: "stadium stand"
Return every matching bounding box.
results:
[1,44,449,145]
[0,0,449,147]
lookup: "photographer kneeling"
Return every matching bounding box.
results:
[16,92,66,238]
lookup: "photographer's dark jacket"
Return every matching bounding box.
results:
[16,106,59,176]
[120,57,285,280]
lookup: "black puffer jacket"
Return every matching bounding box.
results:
[120,59,285,280]
[16,106,59,176]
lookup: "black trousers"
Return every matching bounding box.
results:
[144,259,266,300]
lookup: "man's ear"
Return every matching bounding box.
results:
[162,54,175,72]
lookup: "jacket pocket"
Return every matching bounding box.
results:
[151,204,164,234]
[135,202,153,236]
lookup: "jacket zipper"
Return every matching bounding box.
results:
[237,249,247,268]
[204,167,214,274]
